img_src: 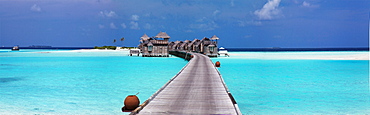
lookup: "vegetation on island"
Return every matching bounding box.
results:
[94,46,117,50]
[94,46,137,50]
[94,37,132,50]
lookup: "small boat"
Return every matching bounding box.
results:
[129,49,141,56]
[12,45,19,51]
[218,47,229,57]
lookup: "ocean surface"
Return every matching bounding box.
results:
[0,49,369,114]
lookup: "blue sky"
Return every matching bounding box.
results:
[0,0,369,48]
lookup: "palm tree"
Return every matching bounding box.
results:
[120,37,125,47]
[113,39,117,47]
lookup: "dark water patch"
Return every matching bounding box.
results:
[0,77,22,83]
[0,64,18,70]
[32,107,56,114]
[0,64,17,66]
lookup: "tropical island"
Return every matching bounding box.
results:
[93,46,136,50]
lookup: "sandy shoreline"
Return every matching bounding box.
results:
[4,49,367,60]
[224,51,369,60]
[70,49,369,60]
[61,49,130,52]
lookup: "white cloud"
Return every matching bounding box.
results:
[302,1,310,7]
[238,21,246,27]
[244,35,253,38]
[106,11,117,17]
[254,0,281,20]
[302,1,319,8]
[144,23,151,29]
[190,17,218,31]
[293,0,300,4]
[238,20,262,27]
[230,0,235,7]
[131,15,139,21]
[196,17,207,22]
[185,30,193,33]
[130,21,140,30]
[98,24,105,29]
[213,10,220,17]
[30,4,41,12]
[161,16,166,20]
[99,10,117,18]
[143,13,151,17]
[110,22,117,29]
[212,10,221,20]
[121,23,127,29]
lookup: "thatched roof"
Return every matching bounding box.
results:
[155,32,170,38]
[140,34,150,40]
[201,37,210,41]
[180,42,188,48]
[184,40,191,43]
[188,39,199,47]
[211,35,219,40]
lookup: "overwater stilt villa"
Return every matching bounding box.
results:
[137,31,220,57]
[138,32,170,57]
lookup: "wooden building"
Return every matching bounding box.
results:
[180,40,191,51]
[200,36,218,57]
[138,32,219,57]
[139,32,170,57]
[187,39,200,52]
[171,41,183,51]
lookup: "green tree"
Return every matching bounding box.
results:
[120,37,125,47]
[113,39,117,46]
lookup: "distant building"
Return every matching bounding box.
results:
[199,36,218,57]
[187,39,200,52]
[138,32,219,57]
[139,32,170,57]
[169,35,219,57]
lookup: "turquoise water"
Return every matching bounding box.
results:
[0,49,187,114]
[1,49,369,114]
[212,57,370,114]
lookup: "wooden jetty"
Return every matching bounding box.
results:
[131,52,241,114]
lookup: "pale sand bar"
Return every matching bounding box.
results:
[222,51,369,60]
[29,49,369,60]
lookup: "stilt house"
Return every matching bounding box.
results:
[139,32,170,57]
[138,32,219,57]
[187,39,200,52]
[203,35,219,57]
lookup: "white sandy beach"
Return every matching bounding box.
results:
[10,49,367,60]
[74,50,369,60]
[223,51,369,60]
[51,49,130,52]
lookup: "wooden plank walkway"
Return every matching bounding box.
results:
[132,52,241,114]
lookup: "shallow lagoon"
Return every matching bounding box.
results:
[0,49,369,114]
[213,58,369,114]
[212,51,369,114]
[0,49,187,114]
